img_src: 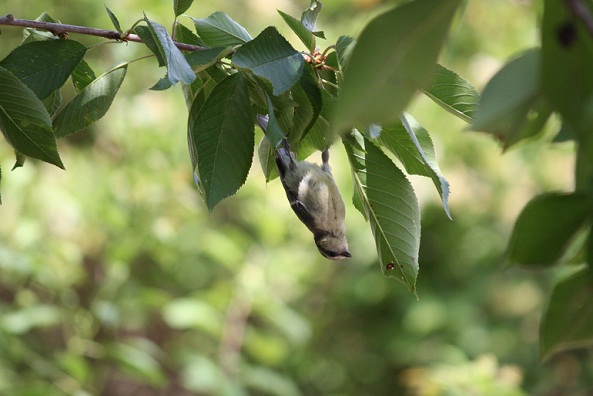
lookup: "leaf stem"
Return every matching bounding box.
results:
[0,14,208,52]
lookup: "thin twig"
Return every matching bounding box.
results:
[564,0,593,38]
[0,14,208,52]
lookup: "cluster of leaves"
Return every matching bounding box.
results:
[468,0,593,360]
[0,0,472,295]
[2,0,592,361]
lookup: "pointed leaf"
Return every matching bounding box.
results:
[233,27,304,96]
[71,59,96,93]
[300,89,335,152]
[278,10,315,51]
[471,49,548,146]
[422,63,479,124]
[144,18,196,86]
[333,0,461,132]
[507,192,593,266]
[540,268,593,360]
[344,133,420,293]
[105,5,122,34]
[12,151,26,170]
[42,89,62,116]
[192,12,252,47]
[265,95,288,148]
[375,114,451,218]
[174,0,194,17]
[0,67,63,168]
[0,40,87,100]
[190,73,254,210]
[53,65,127,138]
[187,88,206,174]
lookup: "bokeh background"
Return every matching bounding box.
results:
[1,0,590,394]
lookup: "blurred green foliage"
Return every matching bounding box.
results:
[1,0,593,395]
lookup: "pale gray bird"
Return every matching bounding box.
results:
[275,139,351,259]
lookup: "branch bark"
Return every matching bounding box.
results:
[0,14,207,52]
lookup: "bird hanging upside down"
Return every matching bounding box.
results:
[275,139,351,260]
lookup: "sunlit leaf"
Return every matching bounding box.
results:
[0,67,63,168]
[422,63,479,124]
[0,40,87,100]
[374,114,451,219]
[53,65,127,138]
[190,72,254,210]
[333,0,461,132]
[192,12,252,47]
[174,21,206,47]
[344,132,420,293]
[540,268,593,360]
[22,13,59,43]
[233,27,304,96]
[42,89,62,116]
[507,192,593,266]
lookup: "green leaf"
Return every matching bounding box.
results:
[422,64,479,124]
[105,5,122,34]
[540,268,593,360]
[300,89,335,153]
[174,21,206,47]
[507,192,593,266]
[0,166,2,204]
[192,12,252,47]
[278,10,315,52]
[144,18,196,86]
[333,0,461,132]
[134,25,166,66]
[257,135,277,182]
[174,0,194,17]
[0,40,87,100]
[233,27,304,96]
[541,0,593,136]
[265,96,288,148]
[12,151,26,170]
[22,13,59,43]
[187,88,206,174]
[151,47,232,91]
[71,59,97,93]
[471,49,550,147]
[344,133,420,293]
[190,72,254,210]
[301,0,325,39]
[375,114,451,219]
[335,35,356,73]
[42,89,62,116]
[0,67,63,168]
[53,65,127,138]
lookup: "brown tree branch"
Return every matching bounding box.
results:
[0,14,208,52]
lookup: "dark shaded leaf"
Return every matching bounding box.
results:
[190,72,254,210]
[540,268,593,360]
[278,10,315,52]
[0,67,63,168]
[0,40,87,100]
[71,59,96,93]
[507,192,593,266]
[174,0,194,17]
[174,22,206,47]
[105,5,122,34]
[144,18,196,86]
[335,35,355,73]
[233,27,304,96]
